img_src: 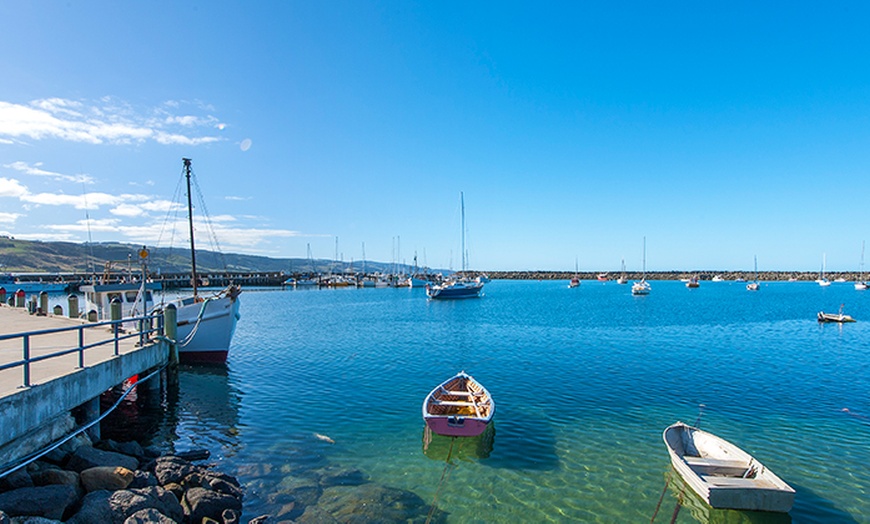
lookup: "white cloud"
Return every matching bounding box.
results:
[4,161,94,184]
[0,177,28,198]
[0,212,21,223]
[0,97,226,146]
[110,204,146,217]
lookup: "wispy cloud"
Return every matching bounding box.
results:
[0,212,21,224]
[0,97,226,146]
[4,161,94,184]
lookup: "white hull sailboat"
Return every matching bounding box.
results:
[427,192,484,300]
[631,237,650,295]
[856,241,868,290]
[817,253,831,287]
[746,256,760,291]
[616,258,628,285]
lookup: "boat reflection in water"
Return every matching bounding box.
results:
[422,423,495,462]
[660,468,792,524]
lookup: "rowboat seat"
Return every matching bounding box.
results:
[700,476,763,488]
[433,400,476,407]
[684,457,747,469]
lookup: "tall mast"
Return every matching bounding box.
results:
[183,158,198,298]
[460,192,466,272]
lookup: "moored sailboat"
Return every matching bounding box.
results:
[631,237,650,295]
[856,241,868,291]
[746,256,760,291]
[427,192,484,299]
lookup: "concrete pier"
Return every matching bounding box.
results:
[0,305,169,468]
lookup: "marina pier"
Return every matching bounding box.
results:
[0,304,173,470]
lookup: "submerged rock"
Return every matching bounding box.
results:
[317,484,439,524]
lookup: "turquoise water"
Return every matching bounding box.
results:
[158,281,870,523]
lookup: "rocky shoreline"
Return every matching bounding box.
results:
[0,433,254,524]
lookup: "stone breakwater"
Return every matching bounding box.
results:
[480,270,864,281]
[0,434,255,524]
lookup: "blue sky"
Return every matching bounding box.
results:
[1,2,868,272]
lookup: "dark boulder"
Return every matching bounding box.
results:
[182,487,242,524]
[65,446,138,473]
[109,486,183,524]
[65,490,112,524]
[0,468,33,490]
[151,456,196,486]
[122,507,178,524]
[0,485,78,520]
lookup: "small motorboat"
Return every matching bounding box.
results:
[663,421,795,513]
[686,276,700,288]
[818,308,856,323]
[422,371,494,437]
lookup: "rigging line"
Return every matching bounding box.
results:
[425,436,457,524]
[81,182,96,277]
[189,167,229,273]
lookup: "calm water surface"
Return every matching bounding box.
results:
[154,281,870,523]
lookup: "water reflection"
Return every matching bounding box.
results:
[655,469,792,524]
[422,423,495,462]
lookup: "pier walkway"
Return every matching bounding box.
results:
[0,305,169,467]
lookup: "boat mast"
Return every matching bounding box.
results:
[460,192,466,273]
[183,158,198,299]
[642,236,646,280]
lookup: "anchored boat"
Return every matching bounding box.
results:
[663,422,795,513]
[422,371,494,437]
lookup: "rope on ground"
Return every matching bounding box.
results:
[425,436,457,524]
[0,363,166,479]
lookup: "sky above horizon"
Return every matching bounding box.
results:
[1,2,869,272]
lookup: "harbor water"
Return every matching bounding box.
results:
[130,281,869,522]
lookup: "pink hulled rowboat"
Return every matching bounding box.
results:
[422,371,495,437]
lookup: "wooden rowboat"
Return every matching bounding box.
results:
[422,371,494,437]
[663,422,795,513]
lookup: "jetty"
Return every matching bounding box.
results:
[0,302,175,471]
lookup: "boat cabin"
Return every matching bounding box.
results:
[80,281,163,320]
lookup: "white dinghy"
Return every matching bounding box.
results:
[663,422,795,513]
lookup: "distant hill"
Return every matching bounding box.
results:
[0,237,399,275]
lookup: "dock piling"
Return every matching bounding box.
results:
[164,304,178,366]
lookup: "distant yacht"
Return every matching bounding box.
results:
[856,241,868,290]
[711,275,724,282]
[631,237,651,296]
[817,253,831,287]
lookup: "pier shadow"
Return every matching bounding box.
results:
[478,415,559,471]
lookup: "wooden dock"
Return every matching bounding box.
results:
[0,305,169,468]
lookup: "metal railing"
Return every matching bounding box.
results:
[0,313,165,389]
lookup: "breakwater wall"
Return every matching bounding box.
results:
[480,270,861,281]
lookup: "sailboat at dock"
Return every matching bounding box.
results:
[631,237,651,295]
[82,158,241,364]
